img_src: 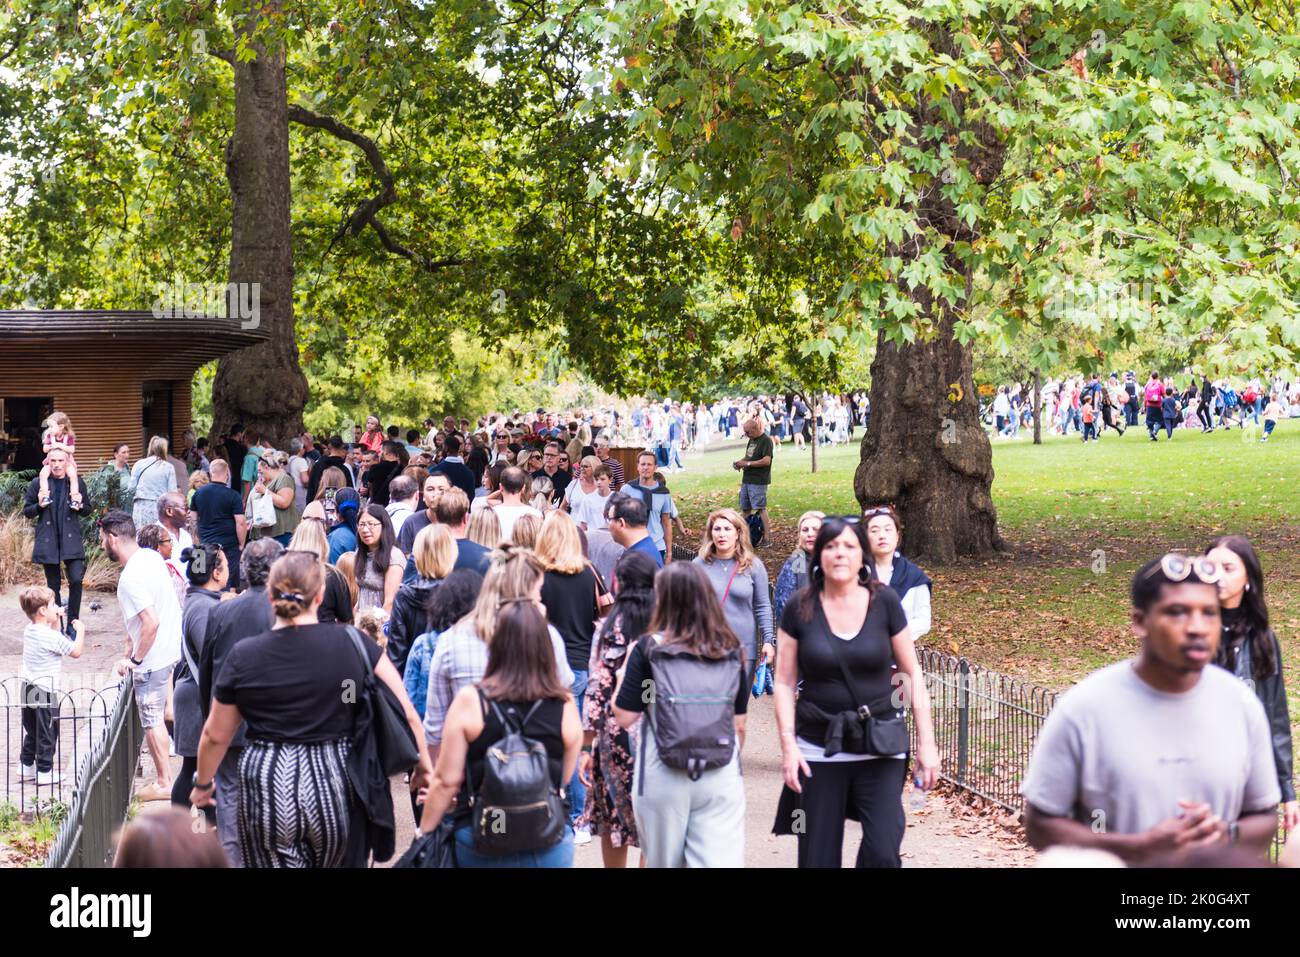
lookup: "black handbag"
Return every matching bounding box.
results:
[394,814,457,868]
[345,626,420,775]
[817,617,909,757]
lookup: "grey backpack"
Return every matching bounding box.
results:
[638,634,741,793]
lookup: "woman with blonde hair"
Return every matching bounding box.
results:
[774,510,826,623]
[191,550,431,868]
[529,475,555,513]
[187,468,211,506]
[388,524,458,675]
[423,544,574,759]
[511,512,541,550]
[466,506,501,550]
[128,434,178,531]
[287,519,353,624]
[536,510,604,844]
[563,454,602,516]
[693,507,774,681]
[301,466,349,523]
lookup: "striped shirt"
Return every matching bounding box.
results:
[598,455,625,491]
[22,622,75,692]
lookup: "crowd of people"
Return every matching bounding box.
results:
[14,399,1298,870]
[989,371,1299,443]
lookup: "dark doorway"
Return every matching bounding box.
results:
[142,381,175,453]
[1,396,54,471]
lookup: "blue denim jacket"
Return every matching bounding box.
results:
[403,631,440,720]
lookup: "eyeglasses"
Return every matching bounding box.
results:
[357,521,384,530]
[1143,553,1222,584]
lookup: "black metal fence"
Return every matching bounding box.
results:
[0,676,140,867]
[907,649,1057,811]
[43,679,141,868]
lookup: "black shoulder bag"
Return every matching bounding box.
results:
[345,625,420,775]
[818,614,910,757]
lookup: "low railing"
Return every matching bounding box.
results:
[42,678,141,868]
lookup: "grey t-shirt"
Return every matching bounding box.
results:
[1021,660,1280,835]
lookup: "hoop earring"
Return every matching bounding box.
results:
[812,565,823,581]
[858,567,872,585]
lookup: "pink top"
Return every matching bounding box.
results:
[43,429,75,452]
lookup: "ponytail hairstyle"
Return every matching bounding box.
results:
[268,550,324,622]
[1206,535,1277,679]
[182,544,226,587]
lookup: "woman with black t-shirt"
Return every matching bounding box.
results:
[1206,535,1297,831]
[191,551,431,868]
[773,516,939,868]
[417,601,582,867]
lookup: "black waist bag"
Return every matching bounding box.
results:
[812,621,909,757]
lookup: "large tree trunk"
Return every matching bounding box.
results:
[211,2,307,450]
[854,314,1005,564]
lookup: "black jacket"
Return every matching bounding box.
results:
[199,584,274,748]
[433,459,476,503]
[1227,631,1296,803]
[23,475,89,564]
[386,577,441,675]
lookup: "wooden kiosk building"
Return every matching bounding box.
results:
[0,310,269,473]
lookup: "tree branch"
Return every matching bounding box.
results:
[287,103,467,272]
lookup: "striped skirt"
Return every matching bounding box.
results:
[238,739,354,869]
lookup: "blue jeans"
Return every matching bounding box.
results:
[568,670,588,827]
[453,824,574,868]
[668,440,684,470]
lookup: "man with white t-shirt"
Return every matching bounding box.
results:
[493,466,542,542]
[1021,553,1281,864]
[156,491,194,581]
[98,509,182,803]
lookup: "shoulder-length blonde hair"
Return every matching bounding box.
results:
[467,506,501,550]
[511,512,541,549]
[288,519,330,565]
[466,544,544,643]
[413,522,457,581]
[535,510,585,574]
[697,507,754,573]
[147,435,169,460]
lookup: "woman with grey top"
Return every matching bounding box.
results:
[171,543,228,813]
[693,508,774,680]
[128,435,178,532]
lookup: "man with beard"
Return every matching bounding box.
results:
[1021,554,1280,863]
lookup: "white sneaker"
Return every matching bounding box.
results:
[18,764,35,781]
[573,826,592,846]
[36,770,61,786]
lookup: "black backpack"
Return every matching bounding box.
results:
[746,511,765,547]
[638,635,741,792]
[468,692,565,855]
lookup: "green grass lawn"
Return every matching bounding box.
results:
[671,423,1300,726]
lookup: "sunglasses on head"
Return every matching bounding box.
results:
[862,506,894,519]
[1144,553,1222,585]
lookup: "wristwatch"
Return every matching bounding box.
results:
[129,655,143,666]
[192,772,215,792]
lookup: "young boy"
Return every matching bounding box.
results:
[18,585,84,785]
[1161,387,1180,440]
[1262,394,1283,442]
[575,464,614,531]
[1080,397,1096,443]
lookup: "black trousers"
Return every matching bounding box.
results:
[1197,403,1213,429]
[795,758,907,868]
[20,682,58,773]
[42,559,86,623]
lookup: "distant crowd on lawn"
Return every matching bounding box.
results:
[988,371,1300,443]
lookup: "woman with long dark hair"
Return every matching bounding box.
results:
[1206,535,1297,830]
[354,504,403,615]
[417,601,582,867]
[579,549,658,867]
[773,516,939,867]
[613,562,750,867]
